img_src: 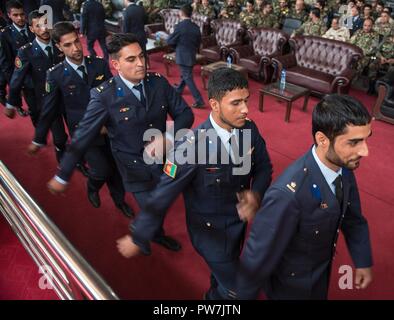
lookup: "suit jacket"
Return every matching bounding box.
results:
[235,148,373,300]
[56,73,194,187]
[0,24,35,81]
[8,39,64,108]
[131,118,273,260]
[166,18,201,67]
[346,15,364,36]
[34,56,112,144]
[81,0,106,39]
[122,3,147,47]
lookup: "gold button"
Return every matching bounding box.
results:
[206,222,211,227]
[216,178,220,183]
[125,117,128,120]
[133,160,137,163]
[291,272,295,276]
[315,230,319,235]
[149,124,153,127]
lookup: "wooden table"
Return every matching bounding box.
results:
[201,61,248,90]
[259,82,310,122]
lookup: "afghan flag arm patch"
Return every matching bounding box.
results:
[45,81,52,93]
[163,159,177,179]
[15,56,22,69]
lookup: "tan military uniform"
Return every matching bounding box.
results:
[197,5,216,19]
[373,22,394,37]
[323,27,350,42]
[239,10,260,29]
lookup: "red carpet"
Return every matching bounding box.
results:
[1,42,393,299]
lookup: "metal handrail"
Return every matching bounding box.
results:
[0,161,119,300]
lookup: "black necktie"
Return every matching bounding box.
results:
[334,174,344,208]
[134,83,146,106]
[77,65,88,83]
[45,46,54,65]
[20,29,29,42]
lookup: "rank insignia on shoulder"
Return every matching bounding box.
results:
[286,182,296,192]
[15,56,22,69]
[96,87,102,93]
[155,72,162,77]
[163,159,177,179]
[45,81,52,93]
[116,87,124,97]
[95,74,104,81]
[120,107,129,113]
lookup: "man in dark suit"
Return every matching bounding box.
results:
[44,33,194,251]
[81,0,108,61]
[28,22,132,217]
[116,68,273,300]
[166,4,205,109]
[4,10,67,163]
[122,0,147,50]
[233,94,373,300]
[0,0,35,116]
[345,6,364,36]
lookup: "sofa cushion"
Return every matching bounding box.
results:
[239,55,261,71]
[200,46,221,62]
[286,66,335,94]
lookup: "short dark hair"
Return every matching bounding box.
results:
[363,4,372,9]
[246,0,255,5]
[310,7,321,18]
[316,0,326,8]
[363,17,374,24]
[107,33,141,59]
[208,68,248,101]
[180,4,193,17]
[51,21,77,43]
[6,0,23,13]
[28,10,45,26]
[312,94,371,144]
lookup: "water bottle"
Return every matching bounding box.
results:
[155,33,161,45]
[226,55,232,68]
[280,68,286,90]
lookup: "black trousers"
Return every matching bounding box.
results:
[87,35,109,61]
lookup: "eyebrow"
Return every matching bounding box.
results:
[124,51,144,60]
[348,131,373,142]
[229,95,250,103]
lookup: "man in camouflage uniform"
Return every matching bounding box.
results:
[373,11,394,37]
[66,0,83,13]
[219,0,241,20]
[369,31,394,81]
[293,8,327,36]
[255,0,265,12]
[274,0,290,25]
[143,0,161,23]
[191,0,201,13]
[198,0,216,19]
[288,0,308,23]
[258,2,280,28]
[239,0,260,29]
[349,18,380,79]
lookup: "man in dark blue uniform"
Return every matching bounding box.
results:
[27,22,132,217]
[0,0,34,116]
[45,33,194,251]
[116,68,273,299]
[81,0,108,61]
[167,4,205,109]
[5,11,67,164]
[122,0,147,50]
[234,94,373,300]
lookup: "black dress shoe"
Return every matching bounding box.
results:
[87,190,101,208]
[16,106,29,117]
[153,235,182,252]
[116,202,135,218]
[76,163,90,177]
[191,102,205,109]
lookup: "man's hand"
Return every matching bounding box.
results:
[4,108,16,119]
[355,267,373,289]
[236,190,261,223]
[27,143,41,156]
[47,178,67,195]
[116,235,141,258]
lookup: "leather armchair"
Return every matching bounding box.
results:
[200,19,245,62]
[271,36,363,95]
[145,9,180,40]
[229,27,288,82]
[372,70,394,124]
[191,12,212,38]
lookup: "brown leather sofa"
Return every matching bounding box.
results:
[200,19,245,62]
[271,36,363,95]
[145,9,180,40]
[372,70,394,124]
[229,27,288,82]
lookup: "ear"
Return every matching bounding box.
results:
[208,98,219,112]
[55,43,63,52]
[111,58,120,71]
[29,25,34,33]
[315,131,329,149]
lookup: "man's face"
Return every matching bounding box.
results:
[111,42,146,84]
[376,4,383,13]
[325,124,371,170]
[363,19,373,32]
[246,2,254,12]
[8,8,25,27]
[364,7,371,16]
[295,0,304,10]
[371,0,377,7]
[56,32,83,63]
[279,0,287,8]
[331,19,339,30]
[228,0,236,6]
[256,0,264,7]
[29,17,50,42]
[211,88,249,130]
[264,4,273,14]
[351,7,358,16]
[202,0,209,6]
[381,12,389,23]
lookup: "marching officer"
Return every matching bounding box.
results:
[45,33,194,252]
[0,0,34,116]
[28,22,132,217]
[4,10,68,163]
[116,68,273,300]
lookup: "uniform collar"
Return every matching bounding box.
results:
[13,23,26,33]
[209,113,238,145]
[312,145,342,191]
[65,56,86,72]
[35,37,52,53]
[118,74,144,91]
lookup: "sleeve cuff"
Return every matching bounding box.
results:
[6,103,16,110]
[32,141,45,147]
[54,175,68,185]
